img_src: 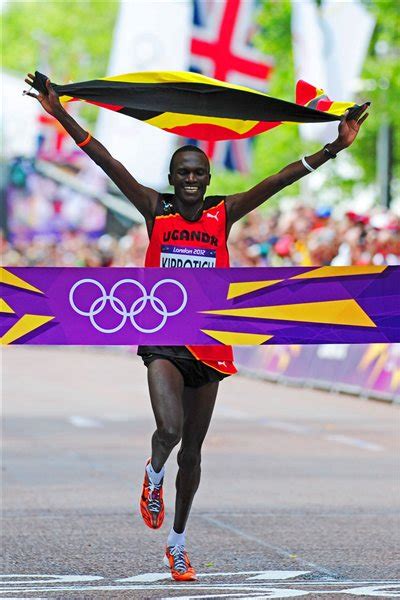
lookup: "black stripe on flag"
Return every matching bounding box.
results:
[32,72,340,124]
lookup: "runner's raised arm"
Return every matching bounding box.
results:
[225,103,369,227]
[24,74,158,223]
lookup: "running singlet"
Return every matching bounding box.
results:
[141,193,236,375]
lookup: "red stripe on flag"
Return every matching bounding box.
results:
[85,100,124,111]
[295,80,320,106]
[63,98,124,112]
[165,120,281,141]
[315,99,334,112]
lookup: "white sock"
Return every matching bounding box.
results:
[146,462,164,485]
[167,528,186,548]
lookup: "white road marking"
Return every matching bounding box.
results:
[261,419,384,452]
[68,416,103,428]
[1,583,400,597]
[325,435,383,452]
[1,573,399,599]
[0,584,310,594]
[214,412,385,453]
[214,405,251,420]
[199,511,397,517]
[343,584,400,596]
[247,572,309,581]
[100,413,132,422]
[166,587,400,600]
[0,575,103,586]
[118,571,309,583]
[261,419,311,434]
[117,573,170,582]
[201,515,337,578]
[162,592,308,599]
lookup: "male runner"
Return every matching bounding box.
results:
[24,73,368,581]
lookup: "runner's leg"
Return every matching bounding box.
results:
[147,359,185,472]
[173,381,219,533]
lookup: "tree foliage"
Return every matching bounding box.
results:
[353,0,400,183]
[2,0,119,123]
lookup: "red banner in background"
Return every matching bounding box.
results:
[234,344,400,402]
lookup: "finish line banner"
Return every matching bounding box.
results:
[1,266,399,346]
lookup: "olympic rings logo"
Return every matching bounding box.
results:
[69,278,187,334]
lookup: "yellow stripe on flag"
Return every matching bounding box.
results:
[100,71,267,96]
[147,112,260,135]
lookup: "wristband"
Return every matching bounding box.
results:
[301,156,315,172]
[323,144,337,159]
[77,132,92,148]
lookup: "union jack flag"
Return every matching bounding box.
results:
[189,0,273,172]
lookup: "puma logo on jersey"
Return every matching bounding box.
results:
[217,361,227,367]
[206,211,219,222]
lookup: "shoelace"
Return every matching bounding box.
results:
[147,481,162,513]
[169,545,187,573]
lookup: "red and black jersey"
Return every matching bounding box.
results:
[145,193,230,267]
[138,193,236,375]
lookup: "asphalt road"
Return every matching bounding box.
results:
[2,346,400,599]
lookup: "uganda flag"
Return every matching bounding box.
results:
[31,70,359,142]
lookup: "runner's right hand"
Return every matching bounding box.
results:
[24,73,63,117]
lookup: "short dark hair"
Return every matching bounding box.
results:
[169,145,209,173]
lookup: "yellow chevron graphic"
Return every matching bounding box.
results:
[201,329,273,345]
[0,298,15,313]
[291,266,386,280]
[202,299,376,327]
[0,269,54,344]
[0,267,43,294]
[226,267,386,301]
[227,280,283,299]
[0,314,54,345]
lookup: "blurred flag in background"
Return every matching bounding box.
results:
[95,1,191,188]
[292,0,375,143]
[189,0,273,172]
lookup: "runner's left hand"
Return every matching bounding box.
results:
[336,103,369,149]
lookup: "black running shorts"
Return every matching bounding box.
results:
[140,352,230,388]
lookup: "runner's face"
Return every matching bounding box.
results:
[169,152,211,204]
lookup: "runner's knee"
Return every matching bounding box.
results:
[157,426,181,449]
[177,447,201,471]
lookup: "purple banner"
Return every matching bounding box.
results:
[1,266,399,346]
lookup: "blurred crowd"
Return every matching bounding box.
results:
[2,202,400,268]
[228,204,400,267]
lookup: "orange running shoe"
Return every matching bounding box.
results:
[140,459,164,529]
[163,545,197,581]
